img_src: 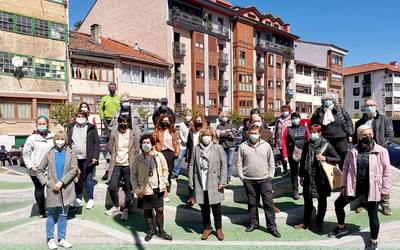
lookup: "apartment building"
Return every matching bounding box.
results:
[231,6,298,116]
[0,0,68,146]
[344,61,400,118]
[69,25,171,129]
[78,0,234,119]
[294,40,348,109]
[293,60,328,116]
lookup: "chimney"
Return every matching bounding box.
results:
[389,61,398,66]
[90,24,101,44]
[133,42,139,51]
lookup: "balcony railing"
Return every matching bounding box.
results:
[170,8,230,39]
[286,68,294,78]
[254,38,294,58]
[173,42,186,57]
[256,62,265,74]
[256,85,265,96]
[218,53,229,66]
[218,80,229,92]
[174,73,186,87]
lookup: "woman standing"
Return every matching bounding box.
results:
[36,131,77,249]
[67,110,100,209]
[171,110,192,179]
[23,116,54,218]
[295,124,340,231]
[106,116,140,220]
[78,102,97,127]
[185,115,207,207]
[282,112,310,199]
[131,134,172,242]
[328,125,391,250]
[154,114,180,202]
[188,127,227,241]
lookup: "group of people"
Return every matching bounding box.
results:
[20,82,393,250]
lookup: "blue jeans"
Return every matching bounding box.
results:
[76,159,95,199]
[172,148,187,177]
[225,147,235,179]
[46,206,69,240]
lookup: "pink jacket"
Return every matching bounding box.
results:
[342,144,391,202]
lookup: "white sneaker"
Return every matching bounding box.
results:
[86,199,94,209]
[73,198,83,207]
[105,206,120,216]
[47,239,58,250]
[164,196,170,203]
[58,239,72,248]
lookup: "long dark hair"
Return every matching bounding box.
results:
[78,102,91,113]
[156,114,176,133]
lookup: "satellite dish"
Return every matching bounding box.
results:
[11,56,23,68]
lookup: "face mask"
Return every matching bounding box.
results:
[161,104,168,110]
[361,137,373,145]
[108,89,116,95]
[291,118,300,126]
[55,140,65,148]
[282,111,289,117]
[122,102,130,108]
[249,134,259,143]
[221,117,228,123]
[310,132,319,142]
[37,125,48,133]
[195,122,203,128]
[254,121,262,127]
[185,116,192,122]
[80,107,88,112]
[76,117,86,125]
[324,100,333,107]
[161,121,169,128]
[119,123,128,129]
[365,106,376,114]
[141,143,152,153]
[202,136,211,145]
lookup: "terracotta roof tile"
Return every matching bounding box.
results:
[344,62,400,75]
[69,31,169,66]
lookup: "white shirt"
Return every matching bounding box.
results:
[116,130,130,166]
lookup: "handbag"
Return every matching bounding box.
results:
[320,143,342,190]
[292,146,302,162]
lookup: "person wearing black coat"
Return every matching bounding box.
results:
[295,124,340,231]
[152,98,175,126]
[67,110,100,209]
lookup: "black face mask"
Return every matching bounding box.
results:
[161,122,169,128]
[360,137,373,145]
[119,124,128,129]
[109,89,116,95]
[194,122,203,128]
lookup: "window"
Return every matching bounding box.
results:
[37,104,50,117]
[34,58,51,78]
[209,99,217,107]
[354,75,359,83]
[52,61,65,79]
[196,70,204,78]
[195,42,204,49]
[386,97,392,104]
[332,72,342,81]
[50,23,65,40]
[16,16,32,35]
[239,100,253,116]
[304,66,311,76]
[121,64,164,85]
[268,54,274,66]
[275,99,281,110]
[276,80,281,89]
[296,84,311,94]
[332,54,342,65]
[276,62,281,69]
[296,64,302,74]
[233,48,236,67]
[217,17,223,25]
[385,84,393,91]
[239,51,246,67]
[0,12,13,31]
[209,66,217,80]
[363,74,371,84]
[0,101,32,119]
[353,87,360,96]
[354,101,359,109]
[268,80,274,89]
[196,93,205,106]
[314,88,326,96]
[363,85,371,97]
[237,74,253,92]
[34,19,49,38]
[0,102,15,119]
[72,95,103,114]
[17,103,31,119]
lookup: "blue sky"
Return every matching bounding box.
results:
[69,0,400,66]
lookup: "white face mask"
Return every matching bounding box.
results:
[80,107,88,112]
[221,117,228,123]
[254,121,262,127]
[141,143,152,153]
[122,102,130,108]
[55,140,65,148]
[202,136,212,145]
[76,117,87,125]
[185,116,192,122]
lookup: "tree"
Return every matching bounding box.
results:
[191,107,202,119]
[261,111,276,126]
[50,103,78,129]
[73,20,83,31]
[136,105,151,120]
[228,110,243,128]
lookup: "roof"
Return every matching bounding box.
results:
[69,31,170,67]
[297,40,348,53]
[344,62,400,76]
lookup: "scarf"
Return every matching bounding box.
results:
[199,142,213,171]
[322,104,335,126]
[304,137,328,174]
[32,130,49,139]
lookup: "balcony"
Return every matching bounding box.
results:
[173,42,186,57]
[174,73,186,88]
[256,85,265,98]
[218,80,229,95]
[286,68,294,78]
[218,53,229,66]
[256,62,265,74]
[254,38,294,58]
[169,8,230,40]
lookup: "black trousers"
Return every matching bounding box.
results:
[335,194,380,240]
[325,137,349,170]
[288,157,300,192]
[199,191,222,230]
[303,195,328,226]
[161,149,176,192]
[243,178,276,229]
[75,159,95,200]
[30,175,46,215]
[108,165,132,208]
[1,159,12,166]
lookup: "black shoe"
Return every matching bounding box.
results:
[158,231,173,241]
[268,228,281,238]
[365,240,378,250]
[315,224,324,233]
[145,231,155,242]
[101,171,108,181]
[328,226,348,238]
[245,225,259,232]
[171,175,178,180]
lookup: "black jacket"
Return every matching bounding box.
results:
[216,122,237,148]
[152,107,175,126]
[353,112,394,148]
[67,122,100,165]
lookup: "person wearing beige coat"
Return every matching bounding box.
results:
[131,134,172,242]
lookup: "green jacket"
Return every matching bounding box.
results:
[99,95,121,120]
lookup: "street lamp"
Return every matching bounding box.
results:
[11,55,24,80]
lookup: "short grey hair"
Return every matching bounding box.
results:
[321,93,337,104]
[357,124,373,139]
[219,111,229,121]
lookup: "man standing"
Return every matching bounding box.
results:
[99,82,121,131]
[236,125,281,238]
[353,99,394,216]
[152,98,175,127]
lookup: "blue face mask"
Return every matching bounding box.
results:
[161,104,168,110]
[291,118,300,126]
[282,111,289,117]
[310,132,319,142]
[365,106,376,114]
[324,100,333,107]
[37,125,48,133]
[249,134,259,143]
